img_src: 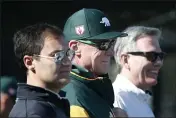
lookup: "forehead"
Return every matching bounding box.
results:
[136,35,161,52]
[40,33,68,54]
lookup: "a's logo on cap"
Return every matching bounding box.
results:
[75,25,85,35]
[100,17,111,27]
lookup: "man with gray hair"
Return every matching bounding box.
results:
[113,26,165,117]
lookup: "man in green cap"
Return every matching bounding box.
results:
[62,8,128,118]
[0,76,17,118]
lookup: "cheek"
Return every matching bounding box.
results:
[129,57,146,78]
[81,47,95,66]
[129,58,142,71]
[92,55,100,67]
[141,61,152,77]
[91,51,102,63]
[36,60,59,77]
[92,51,110,72]
[142,63,158,84]
[138,61,158,85]
[82,52,92,65]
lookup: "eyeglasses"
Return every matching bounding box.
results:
[33,49,75,64]
[79,39,116,51]
[127,51,166,62]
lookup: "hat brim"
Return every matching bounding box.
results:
[86,31,128,40]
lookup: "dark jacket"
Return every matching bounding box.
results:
[62,64,115,118]
[9,83,70,118]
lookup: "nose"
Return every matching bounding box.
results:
[105,46,114,56]
[154,56,163,67]
[61,56,72,66]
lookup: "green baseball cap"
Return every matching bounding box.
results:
[63,8,128,41]
[1,76,17,97]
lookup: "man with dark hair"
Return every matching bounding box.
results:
[62,8,128,118]
[9,23,74,118]
[1,76,17,118]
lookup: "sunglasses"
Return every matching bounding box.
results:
[33,49,75,64]
[127,51,166,62]
[79,39,116,51]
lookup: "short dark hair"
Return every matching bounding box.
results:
[13,23,63,72]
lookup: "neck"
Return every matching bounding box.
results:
[26,71,60,93]
[73,58,99,78]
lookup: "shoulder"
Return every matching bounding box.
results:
[113,90,133,110]
[9,100,55,117]
[62,82,90,117]
[113,76,123,89]
[27,100,56,117]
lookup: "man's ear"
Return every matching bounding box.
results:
[23,55,35,72]
[120,54,130,70]
[69,40,81,57]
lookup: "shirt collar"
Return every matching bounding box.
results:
[115,74,152,104]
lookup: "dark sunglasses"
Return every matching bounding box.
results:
[127,51,166,62]
[79,39,116,51]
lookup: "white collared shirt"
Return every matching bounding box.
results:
[113,74,155,117]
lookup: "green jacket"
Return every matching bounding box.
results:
[62,64,115,118]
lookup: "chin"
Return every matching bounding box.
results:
[59,77,70,85]
[99,67,108,74]
[51,78,70,90]
[98,71,108,75]
[146,78,158,86]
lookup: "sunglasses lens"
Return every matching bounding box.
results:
[98,40,115,51]
[147,53,157,62]
[99,42,109,50]
[146,52,164,62]
[55,52,64,63]
[158,53,165,60]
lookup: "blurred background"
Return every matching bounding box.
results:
[1,1,176,117]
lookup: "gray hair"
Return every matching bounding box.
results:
[114,26,162,67]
